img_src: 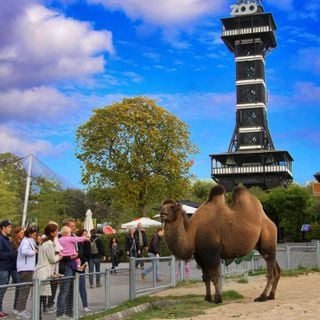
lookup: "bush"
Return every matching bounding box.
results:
[309,223,320,240]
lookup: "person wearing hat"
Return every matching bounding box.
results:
[0,219,15,318]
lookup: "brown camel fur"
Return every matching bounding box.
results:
[160,185,280,304]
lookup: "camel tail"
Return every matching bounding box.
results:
[208,185,225,201]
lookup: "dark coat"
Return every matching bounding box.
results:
[134,229,148,248]
[0,233,16,271]
[125,234,139,257]
[148,233,161,255]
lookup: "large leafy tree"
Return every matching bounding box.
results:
[76,97,197,216]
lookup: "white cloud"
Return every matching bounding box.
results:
[88,0,226,26]
[0,86,76,122]
[0,3,114,88]
[0,125,71,157]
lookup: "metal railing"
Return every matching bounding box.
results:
[0,243,319,319]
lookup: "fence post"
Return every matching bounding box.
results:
[129,257,136,300]
[220,262,225,291]
[105,269,111,310]
[316,241,320,268]
[73,273,80,320]
[171,256,176,287]
[285,246,290,269]
[32,279,40,320]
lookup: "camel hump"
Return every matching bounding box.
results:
[208,184,225,201]
[232,185,248,199]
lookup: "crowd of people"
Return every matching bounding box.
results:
[0,218,168,320]
[0,218,105,320]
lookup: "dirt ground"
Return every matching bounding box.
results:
[152,273,320,320]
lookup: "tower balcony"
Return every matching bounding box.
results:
[210,150,293,191]
[221,13,277,52]
[212,163,292,176]
[222,25,274,37]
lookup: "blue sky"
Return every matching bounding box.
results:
[0,0,319,189]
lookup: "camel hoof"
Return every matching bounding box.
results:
[204,295,212,302]
[267,294,275,300]
[254,295,267,302]
[214,296,223,304]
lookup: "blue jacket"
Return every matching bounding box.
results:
[0,233,16,271]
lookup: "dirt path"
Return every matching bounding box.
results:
[152,273,320,319]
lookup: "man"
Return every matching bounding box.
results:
[88,229,104,288]
[0,220,14,318]
[56,218,77,320]
[141,228,164,282]
[134,223,148,269]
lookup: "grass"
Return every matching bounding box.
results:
[81,290,243,320]
[125,291,243,320]
[281,267,320,277]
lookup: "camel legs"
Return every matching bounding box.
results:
[254,257,280,302]
[195,252,222,303]
[267,261,281,300]
[201,264,222,303]
[211,263,222,304]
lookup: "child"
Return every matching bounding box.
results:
[58,226,89,272]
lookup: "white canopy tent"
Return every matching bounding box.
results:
[84,209,94,236]
[121,217,162,229]
[181,204,197,214]
[153,204,197,218]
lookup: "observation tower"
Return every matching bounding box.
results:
[210,0,293,191]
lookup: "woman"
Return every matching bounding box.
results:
[15,226,38,319]
[109,237,120,273]
[11,227,25,315]
[75,229,90,313]
[34,224,61,320]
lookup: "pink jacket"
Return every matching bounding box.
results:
[59,236,87,256]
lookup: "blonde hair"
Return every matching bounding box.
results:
[60,226,71,236]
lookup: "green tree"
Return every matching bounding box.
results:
[0,153,27,223]
[28,178,68,229]
[76,97,197,217]
[63,188,87,220]
[0,152,26,199]
[0,172,21,222]
[263,184,314,241]
[190,179,215,202]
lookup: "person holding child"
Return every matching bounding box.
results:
[58,226,89,272]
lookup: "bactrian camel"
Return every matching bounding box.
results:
[160,185,280,303]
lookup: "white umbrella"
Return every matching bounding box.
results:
[84,209,94,236]
[121,217,162,229]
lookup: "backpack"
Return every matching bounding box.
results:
[90,238,99,255]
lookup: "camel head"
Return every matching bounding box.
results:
[160,199,184,223]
